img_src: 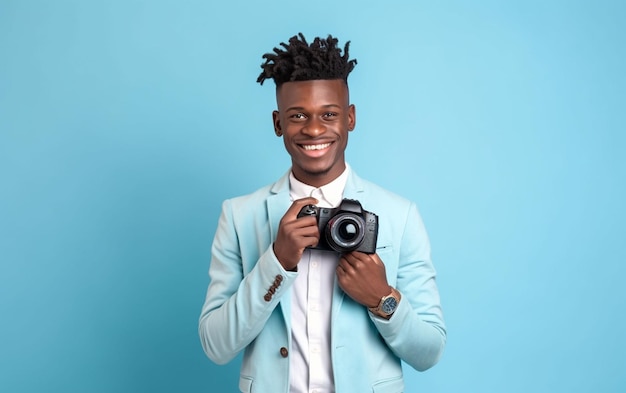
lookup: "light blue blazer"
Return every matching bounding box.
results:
[199,169,446,393]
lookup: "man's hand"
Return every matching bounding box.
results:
[337,251,391,308]
[273,197,319,271]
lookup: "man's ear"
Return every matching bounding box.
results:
[272,110,282,136]
[348,104,356,131]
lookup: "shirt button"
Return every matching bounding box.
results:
[280,347,289,358]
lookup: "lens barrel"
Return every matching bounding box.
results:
[325,213,365,253]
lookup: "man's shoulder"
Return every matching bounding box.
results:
[224,184,273,212]
[355,174,413,208]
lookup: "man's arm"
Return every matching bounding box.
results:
[372,201,446,371]
[337,201,446,371]
[198,199,293,364]
[198,197,319,364]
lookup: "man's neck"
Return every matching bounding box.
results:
[291,164,347,188]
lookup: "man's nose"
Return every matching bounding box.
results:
[302,117,326,137]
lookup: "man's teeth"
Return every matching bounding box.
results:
[302,143,331,151]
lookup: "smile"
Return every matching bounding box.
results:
[301,143,332,151]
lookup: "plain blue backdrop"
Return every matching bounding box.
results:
[1,0,625,392]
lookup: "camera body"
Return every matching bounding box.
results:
[297,198,378,254]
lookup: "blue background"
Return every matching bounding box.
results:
[1,0,625,392]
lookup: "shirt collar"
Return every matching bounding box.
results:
[289,164,350,208]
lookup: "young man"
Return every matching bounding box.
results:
[199,33,446,393]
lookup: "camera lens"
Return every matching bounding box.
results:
[326,213,365,252]
[338,222,358,241]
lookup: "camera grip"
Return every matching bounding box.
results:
[297,204,317,218]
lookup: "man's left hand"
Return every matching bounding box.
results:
[336,251,390,308]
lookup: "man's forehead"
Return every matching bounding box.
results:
[276,79,349,100]
[277,89,349,113]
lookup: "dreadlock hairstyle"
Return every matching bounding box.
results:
[256,33,357,87]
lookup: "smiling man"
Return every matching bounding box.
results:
[199,33,446,393]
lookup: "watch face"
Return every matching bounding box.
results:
[382,297,398,314]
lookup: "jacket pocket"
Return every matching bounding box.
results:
[238,376,252,392]
[372,376,404,393]
[375,245,394,264]
[375,245,398,282]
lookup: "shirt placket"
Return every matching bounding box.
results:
[307,249,323,392]
[308,187,325,393]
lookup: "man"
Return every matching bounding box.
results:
[199,33,446,393]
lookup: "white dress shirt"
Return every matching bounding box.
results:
[288,166,350,393]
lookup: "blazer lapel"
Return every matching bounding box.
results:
[342,169,366,202]
[266,172,291,245]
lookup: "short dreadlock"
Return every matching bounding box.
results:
[256,33,357,87]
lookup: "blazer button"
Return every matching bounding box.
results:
[264,294,271,302]
[280,347,289,358]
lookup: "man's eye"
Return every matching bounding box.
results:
[291,113,306,119]
[323,112,338,118]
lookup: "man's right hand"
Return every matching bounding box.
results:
[273,197,320,271]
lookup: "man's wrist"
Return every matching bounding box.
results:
[368,287,401,319]
[272,242,298,272]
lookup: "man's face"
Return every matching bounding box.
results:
[273,79,356,188]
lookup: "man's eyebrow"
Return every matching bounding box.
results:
[285,104,342,111]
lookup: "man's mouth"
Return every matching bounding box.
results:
[301,142,332,151]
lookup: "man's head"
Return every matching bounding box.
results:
[258,33,358,187]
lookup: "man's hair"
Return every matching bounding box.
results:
[256,33,357,87]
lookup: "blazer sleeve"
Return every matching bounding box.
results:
[198,198,296,364]
[371,201,447,371]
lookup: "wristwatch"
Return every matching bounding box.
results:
[369,287,401,318]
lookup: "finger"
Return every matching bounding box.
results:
[349,251,375,261]
[368,253,384,266]
[336,261,348,276]
[350,251,383,266]
[338,256,355,274]
[340,252,356,266]
[284,214,318,230]
[293,235,320,250]
[342,251,368,267]
[290,226,320,244]
[284,197,319,220]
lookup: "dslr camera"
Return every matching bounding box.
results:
[297,198,378,254]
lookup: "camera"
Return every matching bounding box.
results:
[297,198,378,254]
